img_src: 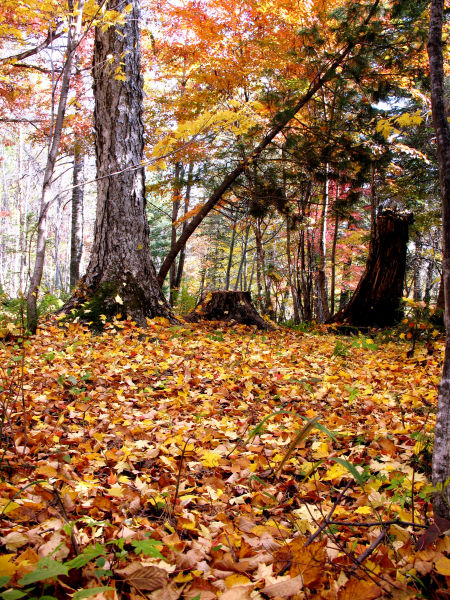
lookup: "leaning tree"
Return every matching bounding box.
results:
[63,0,172,325]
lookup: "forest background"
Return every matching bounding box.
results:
[1,0,450,599]
[0,0,446,323]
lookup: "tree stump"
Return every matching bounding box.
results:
[185,290,274,330]
[329,207,413,328]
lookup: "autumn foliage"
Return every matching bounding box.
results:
[0,318,447,598]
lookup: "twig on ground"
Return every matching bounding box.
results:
[351,530,386,570]
[305,480,353,546]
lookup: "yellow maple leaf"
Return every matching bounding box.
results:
[107,484,124,497]
[0,554,17,576]
[435,555,450,576]
[322,462,348,481]
[200,450,221,467]
[355,506,372,515]
[225,573,251,588]
[311,441,329,459]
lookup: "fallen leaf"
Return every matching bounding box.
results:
[261,574,304,597]
[1,531,28,550]
[435,554,450,576]
[338,577,381,600]
[115,563,167,591]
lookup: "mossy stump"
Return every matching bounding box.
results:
[186,290,274,330]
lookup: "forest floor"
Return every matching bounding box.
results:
[0,317,448,599]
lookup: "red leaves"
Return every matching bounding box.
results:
[415,516,450,551]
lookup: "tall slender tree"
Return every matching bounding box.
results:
[64,0,172,325]
[69,142,84,288]
[26,0,85,333]
[428,0,450,519]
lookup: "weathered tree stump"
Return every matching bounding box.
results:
[329,207,413,328]
[185,290,274,330]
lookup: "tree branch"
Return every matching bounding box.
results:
[157,0,381,286]
[0,28,63,65]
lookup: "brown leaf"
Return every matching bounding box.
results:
[285,537,326,587]
[115,562,167,591]
[414,518,450,552]
[377,436,397,456]
[174,547,206,570]
[220,584,254,600]
[338,577,381,600]
[214,553,272,573]
[237,516,257,533]
[261,575,304,597]
[147,582,182,599]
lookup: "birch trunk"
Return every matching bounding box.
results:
[26,0,85,332]
[315,169,330,322]
[70,143,84,288]
[428,0,450,519]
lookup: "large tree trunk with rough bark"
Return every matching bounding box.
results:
[186,290,274,330]
[329,207,412,328]
[428,0,450,520]
[63,0,172,326]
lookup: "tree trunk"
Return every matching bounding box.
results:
[315,169,330,322]
[330,209,339,317]
[329,207,412,328]
[286,215,300,324]
[26,0,85,332]
[234,225,250,291]
[156,0,381,286]
[174,162,193,296]
[169,162,183,306]
[253,220,271,312]
[413,238,424,301]
[70,144,84,288]
[423,253,436,304]
[369,163,377,255]
[225,216,237,290]
[186,290,274,330]
[428,0,450,520]
[62,0,172,326]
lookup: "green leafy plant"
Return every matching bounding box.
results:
[351,335,378,351]
[331,339,349,357]
[0,531,166,599]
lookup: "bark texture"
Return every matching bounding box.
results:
[26,0,84,332]
[329,207,412,327]
[70,145,84,288]
[185,290,274,330]
[428,0,450,519]
[63,0,172,325]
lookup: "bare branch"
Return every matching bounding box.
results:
[0,28,63,65]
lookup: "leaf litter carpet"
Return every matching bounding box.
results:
[0,318,447,599]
